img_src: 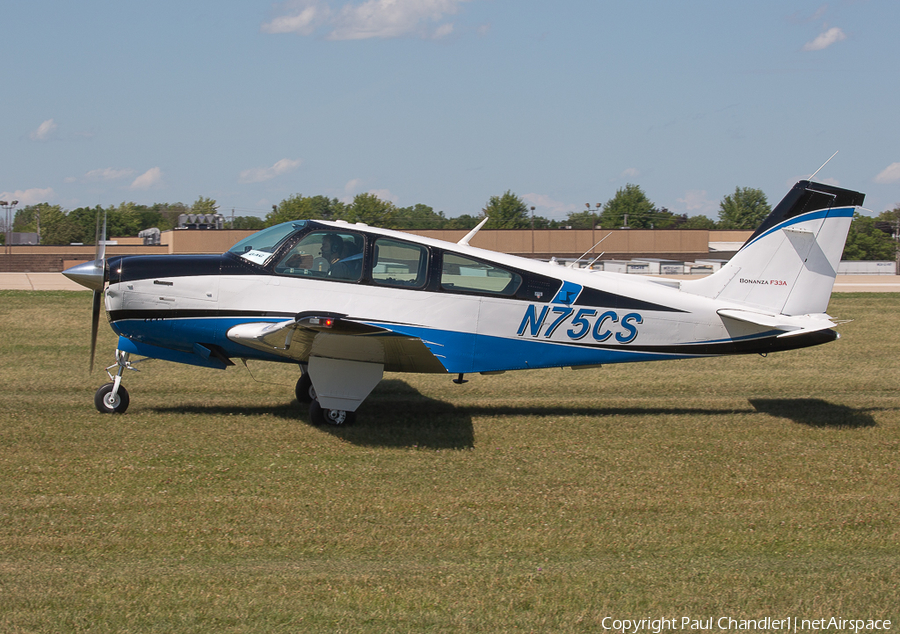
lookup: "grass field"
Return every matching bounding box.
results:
[1,291,898,632]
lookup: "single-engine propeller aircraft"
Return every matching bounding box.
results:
[64,178,864,425]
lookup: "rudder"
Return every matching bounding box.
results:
[682,180,865,316]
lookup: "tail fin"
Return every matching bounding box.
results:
[682,180,865,316]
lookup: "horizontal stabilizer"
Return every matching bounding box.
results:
[717,308,838,337]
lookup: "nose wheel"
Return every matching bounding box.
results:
[95,383,130,413]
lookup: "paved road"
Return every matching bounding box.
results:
[2,272,899,292]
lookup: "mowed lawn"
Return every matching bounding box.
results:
[0,290,897,632]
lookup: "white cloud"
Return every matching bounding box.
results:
[677,190,717,216]
[803,27,846,51]
[263,0,473,40]
[0,188,55,206]
[239,158,302,184]
[262,0,328,35]
[874,162,900,185]
[433,22,454,38]
[30,119,58,141]
[130,167,163,190]
[522,193,578,220]
[85,167,136,181]
[367,188,399,203]
[788,5,829,25]
[620,167,640,180]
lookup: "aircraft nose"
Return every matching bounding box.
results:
[62,259,106,291]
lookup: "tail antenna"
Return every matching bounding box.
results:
[809,151,839,182]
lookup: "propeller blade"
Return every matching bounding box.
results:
[89,289,102,373]
[87,209,107,373]
[96,211,107,263]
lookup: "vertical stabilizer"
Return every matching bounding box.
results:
[682,181,864,316]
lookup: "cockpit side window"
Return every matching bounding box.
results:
[275,231,364,281]
[440,253,522,296]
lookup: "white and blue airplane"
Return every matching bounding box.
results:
[64,179,864,425]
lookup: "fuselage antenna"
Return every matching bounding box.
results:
[567,232,612,268]
[458,217,489,246]
[809,151,839,182]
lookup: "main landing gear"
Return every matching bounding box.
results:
[295,358,380,427]
[94,350,140,414]
[296,370,356,426]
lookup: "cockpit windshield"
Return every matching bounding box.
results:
[227,221,307,265]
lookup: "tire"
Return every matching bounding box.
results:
[94,383,130,414]
[309,399,355,426]
[295,373,315,404]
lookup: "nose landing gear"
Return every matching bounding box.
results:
[94,350,140,414]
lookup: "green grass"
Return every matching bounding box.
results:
[0,291,898,632]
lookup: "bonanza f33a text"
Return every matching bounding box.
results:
[64,178,864,425]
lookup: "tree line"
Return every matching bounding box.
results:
[4,186,897,260]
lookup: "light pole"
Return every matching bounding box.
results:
[1,200,18,259]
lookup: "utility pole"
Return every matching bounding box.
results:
[530,206,535,255]
[893,217,900,275]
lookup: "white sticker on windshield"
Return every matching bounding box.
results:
[240,249,271,265]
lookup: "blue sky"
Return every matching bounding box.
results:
[3,0,899,222]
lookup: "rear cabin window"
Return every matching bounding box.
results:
[441,253,522,296]
[372,238,428,288]
[275,231,364,282]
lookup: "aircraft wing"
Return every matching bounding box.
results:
[716,308,841,338]
[226,313,447,373]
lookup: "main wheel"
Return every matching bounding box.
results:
[94,383,130,414]
[295,373,315,404]
[309,399,355,426]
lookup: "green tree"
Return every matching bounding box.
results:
[394,204,447,230]
[67,206,106,243]
[344,192,398,228]
[229,216,265,230]
[482,190,530,229]
[191,196,218,215]
[13,205,40,233]
[266,195,345,226]
[443,213,484,230]
[598,184,655,229]
[33,204,83,245]
[16,203,73,242]
[681,214,718,229]
[150,202,189,231]
[645,206,680,229]
[105,202,144,237]
[565,208,600,230]
[718,187,771,229]
[876,205,900,233]
[842,213,897,261]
